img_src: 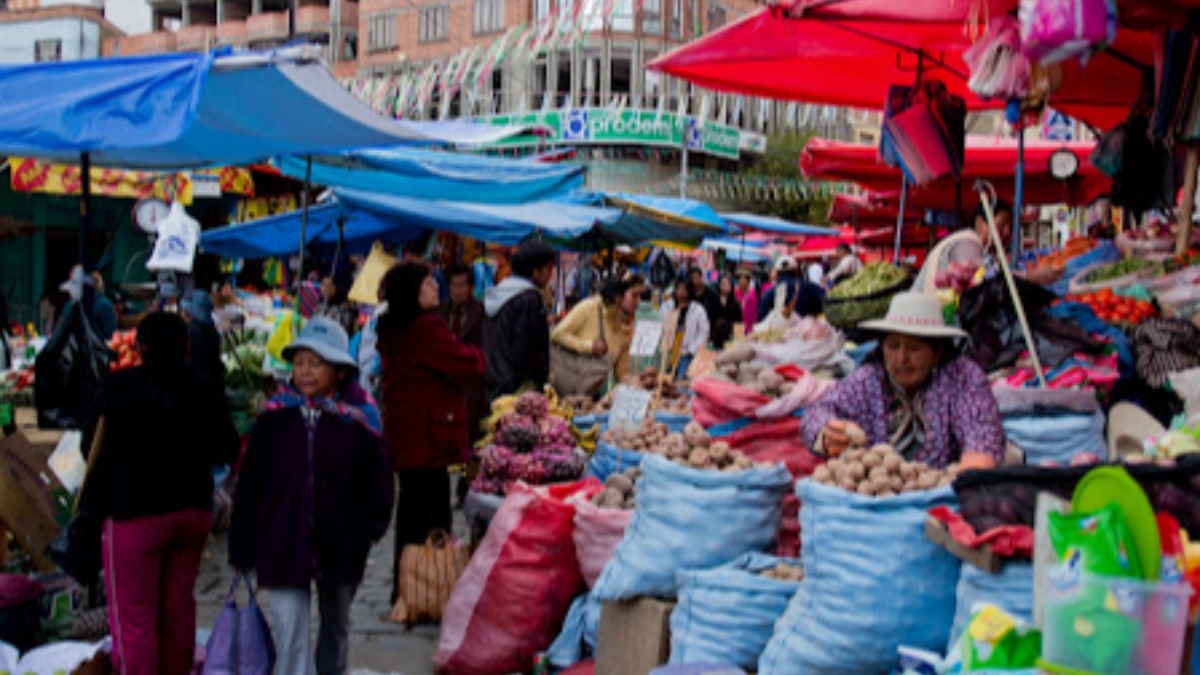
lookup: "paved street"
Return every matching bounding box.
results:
[194,508,471,675]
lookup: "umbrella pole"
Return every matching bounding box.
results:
[295,155,312,328]
[893,175,907,263]
[1012,117,1026,261]
[79,151,95,321]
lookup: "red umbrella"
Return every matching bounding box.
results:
[649,0,1155,131]
[802,137,1110,210]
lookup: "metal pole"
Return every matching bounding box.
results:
[679,130,689,199]
[294,156,312,328]
[894,174,907,263]
[79,152,92,273]
[288,0,296,40]
[1012,117,1026,260]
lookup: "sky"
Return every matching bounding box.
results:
[105,0,151,36]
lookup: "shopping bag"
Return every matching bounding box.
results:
[348,242,397,306]
[202,575,275,675]
[390,530,471,625]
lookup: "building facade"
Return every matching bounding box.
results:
[0,0,122,64]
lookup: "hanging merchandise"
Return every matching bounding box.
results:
[146,201,200,274]
[1019,0,1117,65]
[880,81,966,187]
[963,16,1031,100]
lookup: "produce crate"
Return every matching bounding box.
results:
[595,598,676,675]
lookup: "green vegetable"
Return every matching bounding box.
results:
[829,262,909,299]
[1088,257,1159,283]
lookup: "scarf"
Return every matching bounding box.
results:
[264,381,384,437]
[885,370,928,460]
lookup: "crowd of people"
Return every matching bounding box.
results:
[65,200,1078,675]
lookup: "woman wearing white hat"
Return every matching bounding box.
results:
[801,292,1004,470]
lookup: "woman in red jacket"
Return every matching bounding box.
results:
[378,260,485,602]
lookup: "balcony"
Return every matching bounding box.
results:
[246,10,289,41]
[216,19,247,42]
[176,23,216,50]
[106,30,178,56]
[294,4,328,33]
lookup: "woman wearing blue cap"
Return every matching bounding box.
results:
[229,316,395,675]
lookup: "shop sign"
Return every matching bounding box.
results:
[478,108,743,160]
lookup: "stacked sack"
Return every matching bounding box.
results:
[994,386,1107,465]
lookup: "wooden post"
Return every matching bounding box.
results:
[1177,146,1199,257]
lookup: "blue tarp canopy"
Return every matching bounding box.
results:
[721,212,835,237]
[701,236,770,263]
[0,47,524,169]
[276,148,585,204]
[198,202,421,259]
[564,192,729,239]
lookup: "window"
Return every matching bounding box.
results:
[367,13,397,51]
[535,0,550,22]
[642,0,661,35]
[611,0,633,32]
[668,0,681,37]
[420,5,449,43]
[34,38,61,62]
[474,0,504,34]
[706,2,726,30]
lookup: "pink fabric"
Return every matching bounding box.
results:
[104,510,212,675]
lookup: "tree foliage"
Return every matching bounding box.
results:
[733,130,831,224]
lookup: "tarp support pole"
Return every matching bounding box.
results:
[79,151,95,320]
[1012,117,1025,261]
[894,174,907,263]
[295,155,312,328]
[1177,146,1198,256]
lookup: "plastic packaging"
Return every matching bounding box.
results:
[1047,502,1144,579]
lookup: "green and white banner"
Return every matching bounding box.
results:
[476,108,747,160]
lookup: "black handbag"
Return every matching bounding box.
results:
[47,417,106,585]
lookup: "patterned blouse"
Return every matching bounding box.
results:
[800,356,1005,469]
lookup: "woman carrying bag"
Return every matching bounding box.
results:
[79,312,238,675]
[550,272,646,396]
[230,317,394,675]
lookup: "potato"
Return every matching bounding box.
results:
[883,453,904,472]
[688,449,711,468]
[844,449,867,463]
[869,443,894,454]
[917,473,939,490]
[599,488,624,508]
[868,466,890,482]
[813,465,832,483]
[937,476,954,488]
[902,480,918,492]
[733,457,754,470]
[857,482,876,496]
[899,463,918,480]
[606,473,634,494]
[877,489,896,498]
[847,463,867,482]
[889,476,904,492]
[862,452,883,469]
[845,423,868,447]
[839,478,858,492]
[779,382,795,396]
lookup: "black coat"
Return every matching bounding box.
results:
[81,367,238,522]
[484,285,549,398]
[229,407,394,588]
[187,320,225,387]
[710,294,744,349]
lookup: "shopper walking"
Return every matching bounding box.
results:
[438,264,488,506]
[550,272,647,392]
[379,261,485,601]
[80,312,238,675]
[229,317,394,675]
[483,239,556,398]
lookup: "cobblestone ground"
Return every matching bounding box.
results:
[194,504,470,675]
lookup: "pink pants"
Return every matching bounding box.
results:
[103,509,212,675]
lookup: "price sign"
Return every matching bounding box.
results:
[630,320,663,357]
[608,385,653,432]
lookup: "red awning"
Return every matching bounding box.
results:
[650,1,1155,131]
[801,137,1110,210]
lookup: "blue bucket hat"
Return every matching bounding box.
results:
[181,290,215,325]
[282,316,358,374]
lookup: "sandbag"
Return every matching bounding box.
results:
[585,442,646,483]
[1002,411,1106,465]
[435,481,597,675]
[691,378,770,427]
[759,481,960,675]
[670,554,803,671]
[592,455,792,601]
[573,500,635,588]
[947,562,1033,652]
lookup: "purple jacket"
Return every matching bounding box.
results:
[800,356,1005,468]
[229,407,394,588]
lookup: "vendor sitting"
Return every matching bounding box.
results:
[801,292,1004,470]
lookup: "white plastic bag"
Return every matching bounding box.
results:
[146,201,200,273]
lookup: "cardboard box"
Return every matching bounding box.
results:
[595,597,676,675]
[0,431,72,571]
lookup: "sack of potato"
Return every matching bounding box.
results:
[591,421,757,481]
[669,554,804,671]
[758,480,960,675]
[591,454,792,601]
[574,468,640,588]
